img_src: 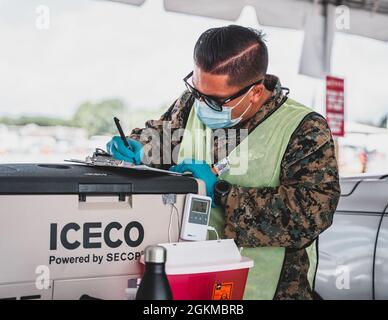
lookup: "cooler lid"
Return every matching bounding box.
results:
[0,163,198,195]
[159,239,254,275]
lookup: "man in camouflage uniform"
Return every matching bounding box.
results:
[107,25,340,299]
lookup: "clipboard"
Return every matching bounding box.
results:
[65,148,188,176]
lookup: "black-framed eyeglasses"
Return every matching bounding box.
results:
[183,71,264,112]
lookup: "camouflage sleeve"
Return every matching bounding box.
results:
[223,113,341,249]
[129,90,194,169]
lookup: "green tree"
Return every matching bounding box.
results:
[379,114,387,129]
[0,116,71,126]
[72,99,129,136]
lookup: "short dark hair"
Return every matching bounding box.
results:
[193,25,268,87]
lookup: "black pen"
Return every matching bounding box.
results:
[113,117,130,148]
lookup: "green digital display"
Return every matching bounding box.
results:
[192,199,208,213]
[189,198,210,225]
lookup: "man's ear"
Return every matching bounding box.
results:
[250,84,264,104]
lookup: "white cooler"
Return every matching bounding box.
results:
[0,163,204,300]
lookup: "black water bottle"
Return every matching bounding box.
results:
[135,245,173,300]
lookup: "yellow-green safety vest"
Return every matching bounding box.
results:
[178,98,318,300]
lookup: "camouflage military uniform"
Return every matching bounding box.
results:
[130,75,340,300]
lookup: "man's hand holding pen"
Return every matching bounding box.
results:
[106,136,143,165]
[106,117,144,165]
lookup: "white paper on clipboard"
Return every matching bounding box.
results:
[64,156,185,176]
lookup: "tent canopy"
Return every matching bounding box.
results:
[107,0,388,78]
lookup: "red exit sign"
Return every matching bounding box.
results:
[326,76,345,137]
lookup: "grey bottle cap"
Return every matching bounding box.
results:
[144,245,166,263]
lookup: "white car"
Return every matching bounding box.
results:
[316,173,388,300]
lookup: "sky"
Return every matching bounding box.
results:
[0,0,387,124]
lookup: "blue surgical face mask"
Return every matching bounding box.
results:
[194,88,253,129]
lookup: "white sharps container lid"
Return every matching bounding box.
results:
[158,239,254,275]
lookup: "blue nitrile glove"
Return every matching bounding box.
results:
[106,136,143,165]
[169,158,218,199]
